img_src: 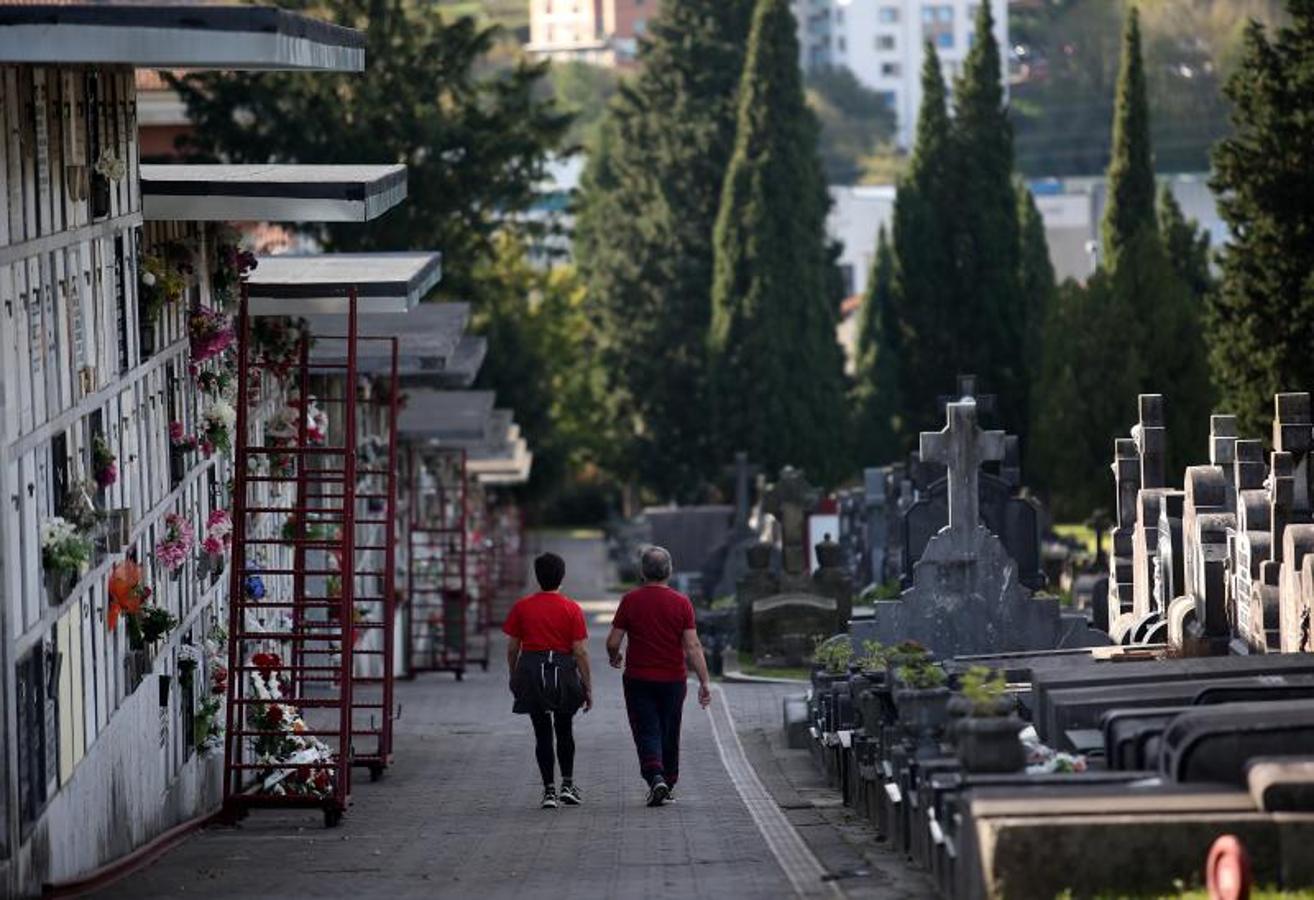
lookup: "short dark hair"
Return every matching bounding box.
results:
[534,552,566,591]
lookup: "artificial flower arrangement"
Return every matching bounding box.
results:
[170,421,201,454]
[139,604,178,643]
[93,147,127,182]
[250,316,307,381]
[200,399,236,457]
[245,651,337,797]
[210,224,258,307]
[188,305,236,367]
[154,512,195,574]
[92,434,117,489]
[42,516,92,581]
[139,241,193,324]
[196,368,235,397]
[201,508,233,560]
[107,558,153,651]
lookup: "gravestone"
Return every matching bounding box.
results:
[852,399,1064,657]
[645,505,732,596]
[1108,437,1141,629]
[862,467,890,587]
[739,468,853,665]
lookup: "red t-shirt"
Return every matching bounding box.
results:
[612,584,695,682]
[502,592,588,653]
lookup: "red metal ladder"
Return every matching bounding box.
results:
[221,285,359,828]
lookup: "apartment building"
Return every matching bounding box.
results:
[792,0,1008,149]
[526,0,657,67]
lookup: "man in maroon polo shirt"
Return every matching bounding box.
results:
[606,545,711,806]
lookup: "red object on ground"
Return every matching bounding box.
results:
[612,584,696,682]
[503,592,587,653]
[1206,834,1252,900]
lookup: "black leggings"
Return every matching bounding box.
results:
[529,711,575,786]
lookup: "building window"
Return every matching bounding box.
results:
[635,18,647,35]
[922,4,954,50]
[876,34,896,51]
[878,6,899,24]
[879,91,897,109]
[881,62,901,77]
[837,36,846,52]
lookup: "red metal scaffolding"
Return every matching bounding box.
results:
[222,286,359,828]
[405,445,477,679]
[308,336,400,779]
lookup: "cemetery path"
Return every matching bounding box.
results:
[92,534,930,900]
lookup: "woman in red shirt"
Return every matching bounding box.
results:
[503,552,593,809]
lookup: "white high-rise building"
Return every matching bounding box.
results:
[792,0,1008,150]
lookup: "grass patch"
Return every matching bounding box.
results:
[732,651,810,682]
[1053,522,1098,556]
[532,527,605,540]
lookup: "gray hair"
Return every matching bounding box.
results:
[639,546,673,583]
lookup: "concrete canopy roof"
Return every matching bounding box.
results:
[398,389,496,443]
[246,253,441,316]
[0,6,364,71]
[140,164,406,223]
[303,303,470,375]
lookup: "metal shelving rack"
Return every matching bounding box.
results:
[405,445,471,679]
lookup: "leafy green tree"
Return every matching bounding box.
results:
[953,1,1025,433]
[1101,6,1157,274]
[544,61,621,150]
[1208,7,1314,436]
[852,227,901,466]
[887,46,961,441]
[574,0,756,500]
[805,66,897,184]
[172,1,570,303]
[473,235,618,499]
[709,0,848,484]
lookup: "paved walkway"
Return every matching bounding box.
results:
[95,534,931,900]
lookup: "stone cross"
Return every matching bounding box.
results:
[919,399,1005,543]
[1135,394,1167,490]
[937,373,997,420]
[724,452,760,534]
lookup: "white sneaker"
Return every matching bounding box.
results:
[646,779,670,807]
[541,786,558,809]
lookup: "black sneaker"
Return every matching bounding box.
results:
[646,778,670,807]
[666,787,676,803]
[541,786,559,809]
[559,783,582,806]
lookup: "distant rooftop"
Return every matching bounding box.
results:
[0,5,364,71]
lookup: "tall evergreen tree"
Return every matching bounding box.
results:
[952,1,1026,432]
[1101,6,1158,274]
[1017,184,1056,448]
[574,0,756,500]
[1158,185,1214,304]
[888,46,961,439]
[1208,7,1314,435]
[852,227,901,466]
[709,0,848,484]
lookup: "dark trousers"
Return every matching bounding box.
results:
[529,711,575,786]
[623,676,687,787]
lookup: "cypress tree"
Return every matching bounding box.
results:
[888,45,960,439]
[574,0,756,499]
[953,1,1025,433]
[1101,6,1157,274]
[852,227,901,466]
[1208,8,1314,435]
[1017,184,1056,450]
[709,0,848,484]
[1158,185,1213,304]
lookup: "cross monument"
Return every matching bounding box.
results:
[919,398,1005,551]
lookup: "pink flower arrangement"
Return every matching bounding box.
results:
[202,509,232,558]
[188,306,236,368]
[92,434,117,489]
[154,513,195,573]
[170,421,201,453]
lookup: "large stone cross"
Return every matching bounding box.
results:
[919,398,1005,540]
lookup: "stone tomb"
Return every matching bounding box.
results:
[852,399,1065,658]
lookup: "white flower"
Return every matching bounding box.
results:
[41,517,78,549]
[142,271,157,287]
[204,399,237,429]
[178,644,203,665]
